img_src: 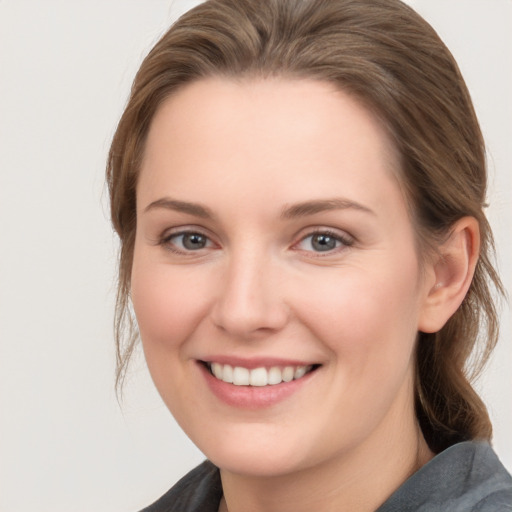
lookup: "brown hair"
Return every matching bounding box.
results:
[107,0,504,452]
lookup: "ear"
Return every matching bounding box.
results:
[418,216,480,333]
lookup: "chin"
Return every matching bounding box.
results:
[195,425,322,478]
[209,447,307,478]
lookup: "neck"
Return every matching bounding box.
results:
[219,406,433,512]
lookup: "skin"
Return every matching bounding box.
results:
[131,78,478,512]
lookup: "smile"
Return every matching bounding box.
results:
[206,362,316,387]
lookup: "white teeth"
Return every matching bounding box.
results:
[294,366,307,379]
[232,366,250,386]
[268,366,282,385]
[282,366,294,382]
[249,367,268,386]
[222,364,233,383]
[211,362,223,379]
[209,363,313,386]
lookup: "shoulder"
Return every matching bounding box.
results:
[139,460,222,512]
[377,441,512,512]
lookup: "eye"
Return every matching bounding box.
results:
[296,230,352,253]
[163,231,213,252]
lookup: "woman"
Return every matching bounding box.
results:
[107,0,512,510]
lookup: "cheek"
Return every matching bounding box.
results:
[295,263,423,430]
[130,257,219,414]
[130,258,211,357]
[293,259,423,366]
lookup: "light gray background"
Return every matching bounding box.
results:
[0,1,510,511]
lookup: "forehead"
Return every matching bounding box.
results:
[138,77,403,216]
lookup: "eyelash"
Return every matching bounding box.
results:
[158,228,354,256]
[159,230,214,254]
[295,229,354,256]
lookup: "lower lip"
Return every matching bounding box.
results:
[198,363,316,409]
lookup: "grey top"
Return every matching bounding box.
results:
[140,441,512,511]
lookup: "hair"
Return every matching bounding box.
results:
[107,0,504,452]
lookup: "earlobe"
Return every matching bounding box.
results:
[418,217,480,333]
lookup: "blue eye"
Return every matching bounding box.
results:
[297,231,351,253]
[165,232,211,251]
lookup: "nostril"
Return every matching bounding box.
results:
[210,301,290,338]
[209,269,290,337]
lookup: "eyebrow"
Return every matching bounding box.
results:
[280,198,375,219]
[143,198,214,218]
[143,196,375,219]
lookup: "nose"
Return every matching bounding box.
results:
[210,249,289,339]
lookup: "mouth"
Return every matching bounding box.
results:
[203,361,320,387]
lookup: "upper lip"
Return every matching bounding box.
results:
[198,356,320,369]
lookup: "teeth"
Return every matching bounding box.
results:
[211,362,223,380]
[268,366,282,385]
[208,363,313,386]
[249,367,268,386]
[232,366,250,385]
[294,366,307,379]
[282,366,294,382]
[223,364,233,383]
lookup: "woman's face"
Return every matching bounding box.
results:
[132,78,436,477]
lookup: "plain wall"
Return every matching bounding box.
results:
[0,1,510,510]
